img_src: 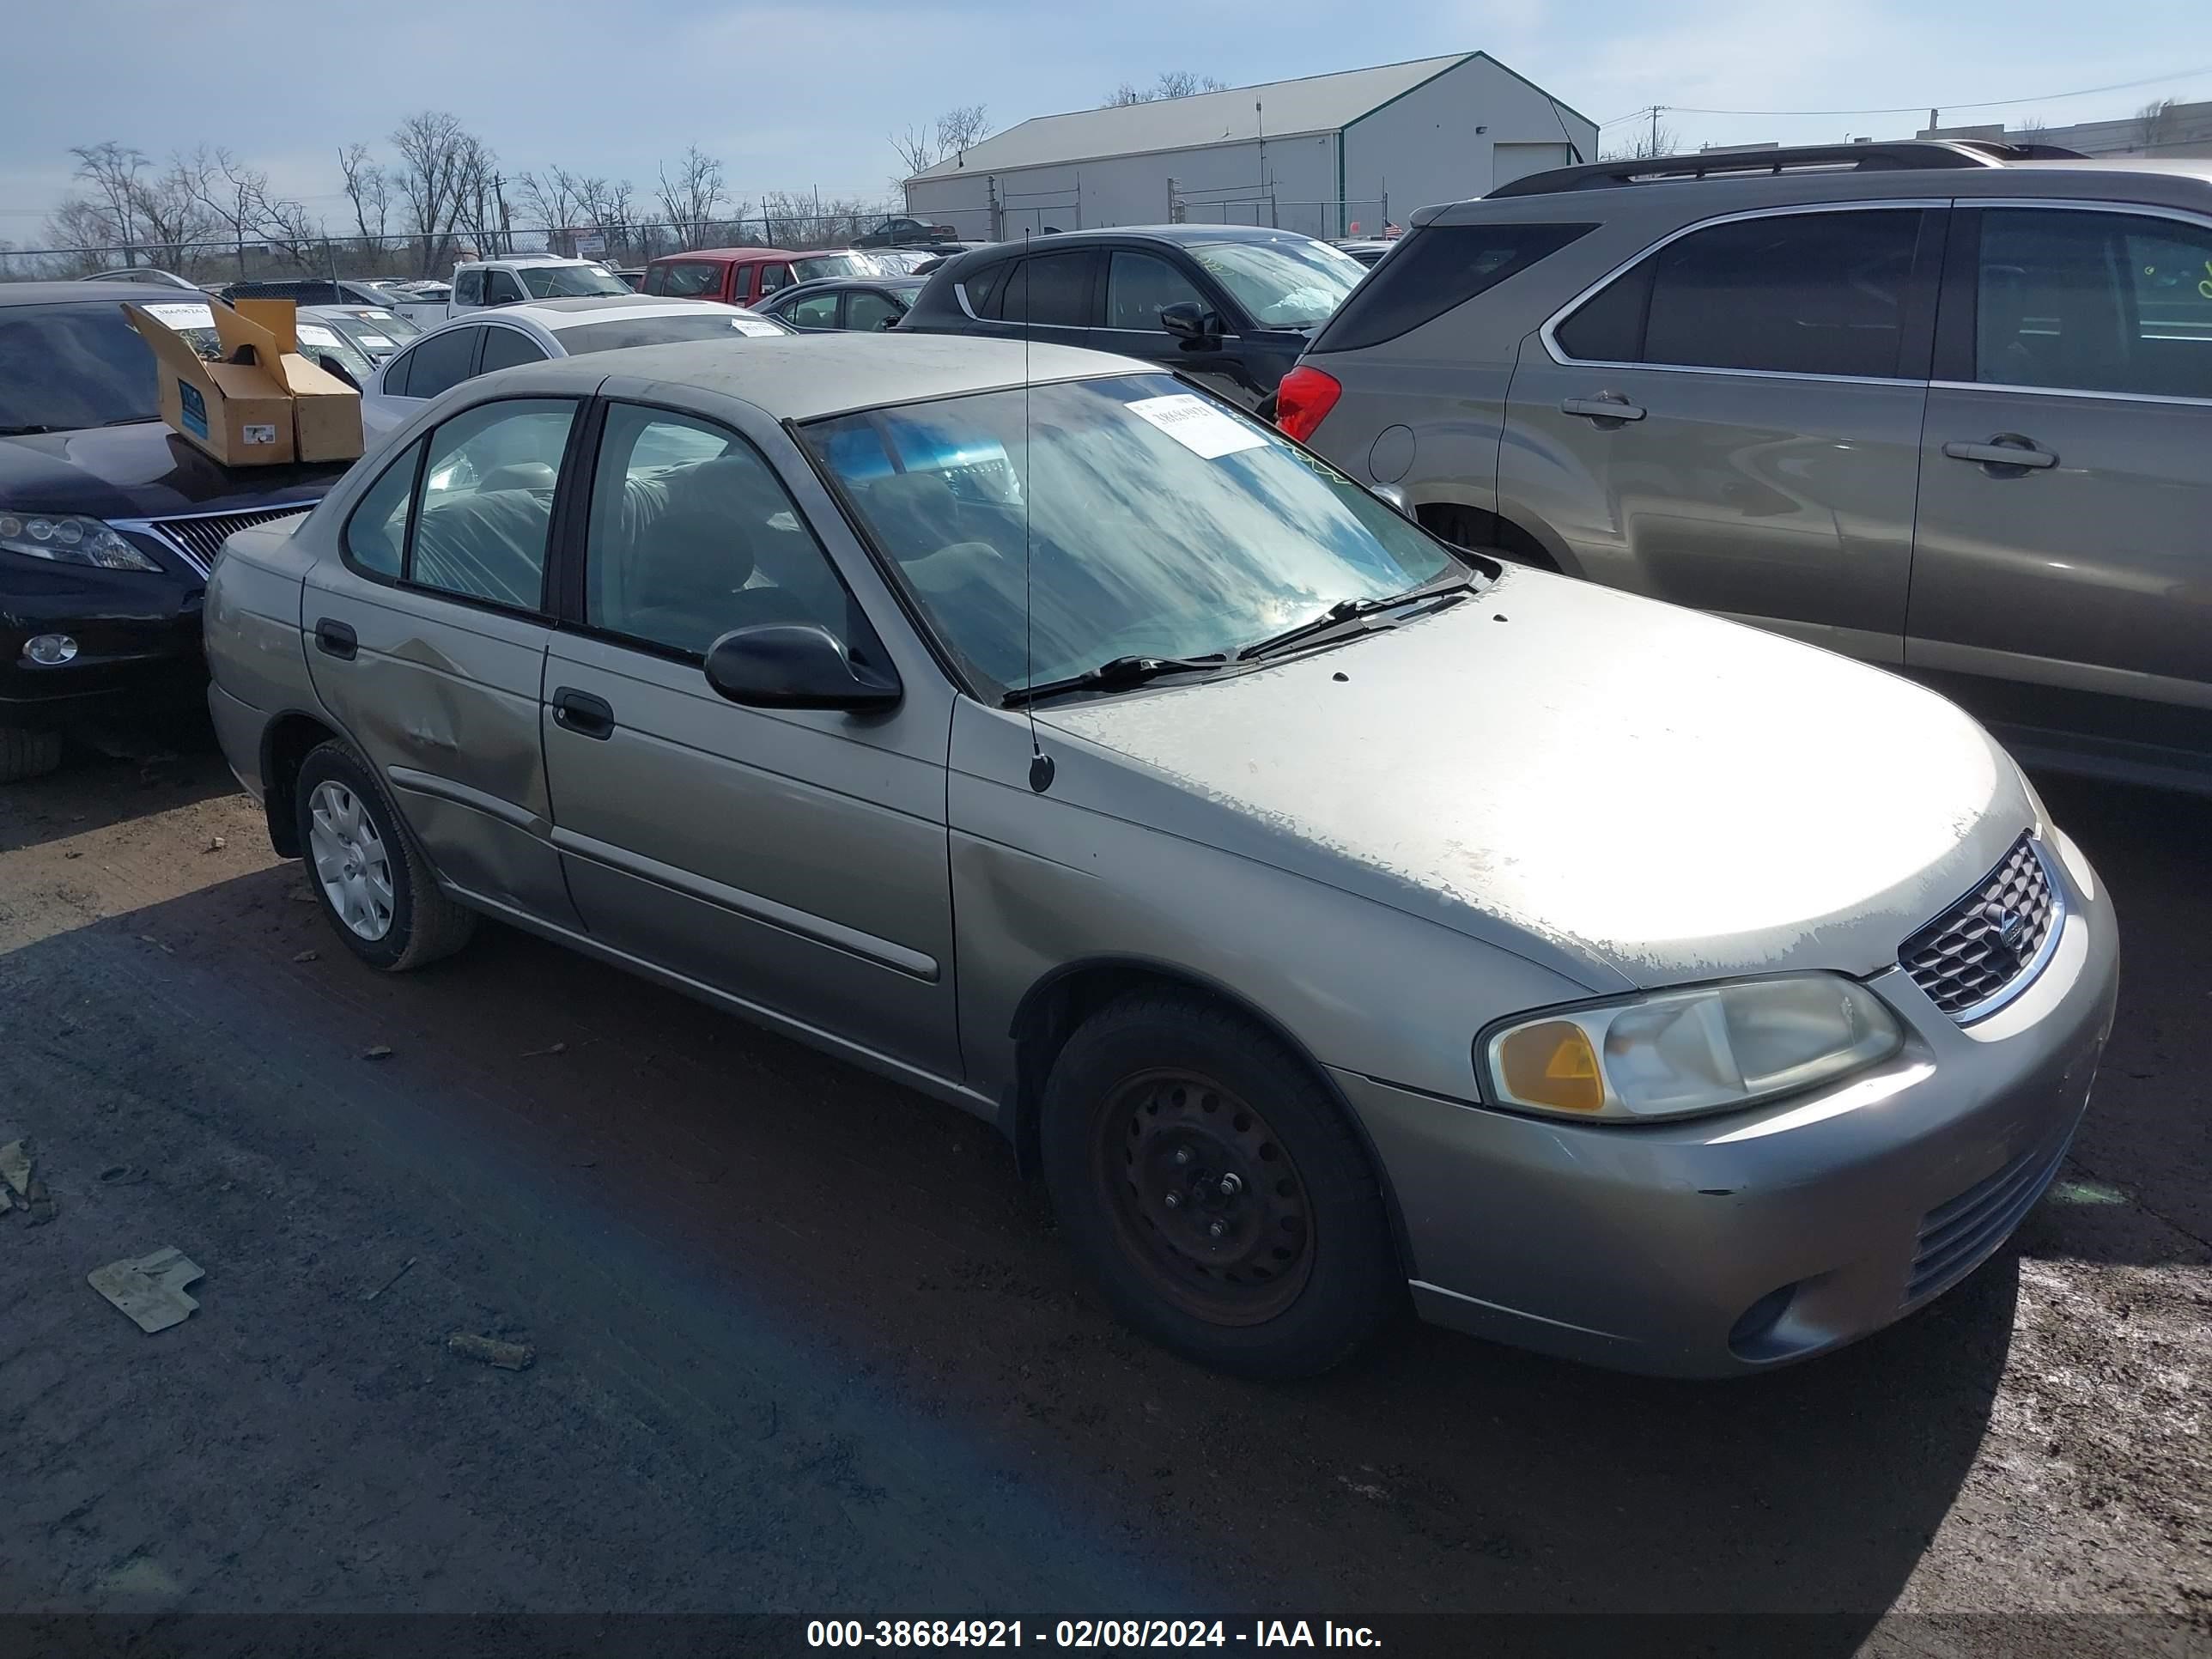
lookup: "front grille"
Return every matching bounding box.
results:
[1899,835,2059,1021]
[143,506,314,574]
[1906,1124,2074,1306]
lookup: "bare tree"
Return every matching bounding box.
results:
[1105,71,1228,106]
[2137,98,2181,152]
[64,143,149,252]
[1600,121,1681,161]
[191,147,272,280]
[515,166,587,240]
[891,105,994,180]
[338,143,391,245]
[388,111,494,274]
[655,145,725,248]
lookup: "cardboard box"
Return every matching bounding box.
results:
[124,298,363,467]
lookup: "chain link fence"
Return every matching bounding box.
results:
[0,210,908,287]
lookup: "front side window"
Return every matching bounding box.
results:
[803,373,1457,696]
[486,270,526,305]
[1973,209,2212,400]
[584,405,857,658]
[519,264,631,299]
[1559,210,1927,379]
[1104,252,1207,331]
[846,289,906,331]
[409,398,577,610]
[1186,237,1365,330]
[757,263,794,294]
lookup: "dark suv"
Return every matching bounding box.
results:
[0,282,347,780]
[1285,141,2212,791]
[898,224,1368,410]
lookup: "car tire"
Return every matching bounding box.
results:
[0,726,64,784]
[293,739,476,972]
[1040,991,1401,1377]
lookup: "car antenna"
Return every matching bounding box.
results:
[1023,228,1054,795]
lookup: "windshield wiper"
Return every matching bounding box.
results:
[0,424,61,436]
[1003,653,1226,708]
[1236,574,1473,662]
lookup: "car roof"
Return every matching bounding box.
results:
[405,295,750,336]
[963,223,1322,255]
[647,246,858,265]
[526,331,1146,419]
[773,275,927,297]
[0,280,220,307]
[472,254,599,269]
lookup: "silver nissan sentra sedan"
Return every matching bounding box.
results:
[202,334,2119,1379]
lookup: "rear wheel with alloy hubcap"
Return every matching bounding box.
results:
[1041,991,1401,1376]
[291,739,477,972]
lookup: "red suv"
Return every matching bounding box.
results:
[641,247,886,307]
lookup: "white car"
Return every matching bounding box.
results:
[360,296,791,435]
[446,255,632,318]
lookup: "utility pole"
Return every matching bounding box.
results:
[493,173,513,255]
[1650,105,1661,157]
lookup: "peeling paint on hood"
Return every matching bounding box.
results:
[1043,568,2032,988]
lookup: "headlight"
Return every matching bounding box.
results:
[0,514,161,572]
[1479,974,1903,1123]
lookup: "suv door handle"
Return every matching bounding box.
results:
[551,687,615,740]
[1562,395,1646,424]
[1943,436,2057,471]
[313,618,357,660]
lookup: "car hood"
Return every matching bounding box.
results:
[1041,568,2033,993]
[0,422,344,521]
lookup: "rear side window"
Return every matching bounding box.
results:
[342,438,422,578]
[653,262,721,297]
[401,327,481,400]
[994,252,1095,326]
[478,325,548,374]
[453,269,485,307]
[1558,210,1928,379]
[1316,222,1595,352]
[961,262,1010,316]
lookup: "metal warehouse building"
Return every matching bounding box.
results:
[903,53,1597,242]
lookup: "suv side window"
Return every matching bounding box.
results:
[486,270,526,306]
[994,251,1095,326]
[1968,209,2212,401]
[1104,252,1207,331]
[410,398,578,611]
[961,262,1011,316]
[1559,210,1927,380]
[1319,223,1595,352]
[583,404,861,659]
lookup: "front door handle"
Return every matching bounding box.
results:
[1562,394,1646,425]
[551,687,615,740]
[1942,436,2057,471]
[313,617,357,660]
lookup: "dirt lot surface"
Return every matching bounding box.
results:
[1,740,2206,1656]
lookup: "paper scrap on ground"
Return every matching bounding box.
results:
[0,1139,30,1198]
[447,1333,534,1370]
[1125,393,1268,460]
[89,1248,205,1333]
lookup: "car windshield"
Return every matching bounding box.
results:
[793,253,884,282]
[802,373,1460,696]
[294,319,378,383]
[1188,238,1366,329]
[552,312,790,353]
[334,310,419,355]
[518,264,633,298]
[0,301,217,432]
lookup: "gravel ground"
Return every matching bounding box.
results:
[0,740,2205,1656]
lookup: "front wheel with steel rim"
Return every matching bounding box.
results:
[291,739,477,973]
[1040,991,1401,1377]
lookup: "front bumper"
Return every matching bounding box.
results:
[0,555,204,730]
[1344,828,2119,1377]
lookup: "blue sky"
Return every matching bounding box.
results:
[3,0,2207,243]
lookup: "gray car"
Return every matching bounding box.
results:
[1284,141,2212,793]
[202,334,2118,1378]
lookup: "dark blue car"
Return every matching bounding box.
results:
[0,281,352,780]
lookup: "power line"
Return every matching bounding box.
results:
[1601,64,2211,125]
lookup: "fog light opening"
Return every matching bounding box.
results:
[1727,1284,1799,1359]
[24,634,79,666]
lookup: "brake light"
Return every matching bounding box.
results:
[1273,366,1342,443]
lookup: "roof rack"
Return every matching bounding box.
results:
[1487,139,2088,198]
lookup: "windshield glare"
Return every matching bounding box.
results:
[804,374,1457,696]
[793,253,883,282]
[1188,238,1365,329]
[0,302,204,431]
[520,264,634,298]
[556,313,788,353]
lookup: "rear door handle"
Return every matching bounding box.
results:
[551,687,615,740]
[1561,395,1645,424]
[1942,436,2057,471]
[313,617,357,660]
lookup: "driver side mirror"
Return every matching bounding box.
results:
[1159,301,1224,348]
[704,623,902,712]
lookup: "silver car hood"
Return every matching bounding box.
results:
[1042,568,2033,992]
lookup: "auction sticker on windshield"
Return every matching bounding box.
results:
[144,302,216,331]
[1126,393,1267,460]
[729,316,784,337]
